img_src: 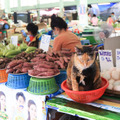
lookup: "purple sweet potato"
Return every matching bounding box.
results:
[55,61,65,69]
[21,67,32,73]
[17,60,24,64]
[28,70,40,76]
[23,62,33,67]
[37,71,55,76]
[13,63,23,70]
[6,68,15,73]
[16,69,21,74]
[7,60,18,69]
[36,53,46,58]
[31,57,40,62]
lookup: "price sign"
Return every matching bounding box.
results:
[11,36,18,46]
[116,49,120,68]
[98,50,113,72]
[39,35,51,52]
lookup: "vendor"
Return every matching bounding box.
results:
[51,14,82,52]
[24,23,39,48]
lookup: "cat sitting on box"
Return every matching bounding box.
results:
[67,46,101,91]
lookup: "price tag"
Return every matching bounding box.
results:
[39,35,51,52]
[10,36,18,46]
[116,49,120,68]
[98,50,113,72]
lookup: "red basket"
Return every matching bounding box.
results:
[61,77,109,103]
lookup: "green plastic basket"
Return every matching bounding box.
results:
[27,77,58,95]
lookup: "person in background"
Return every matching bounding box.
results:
[107,16,114,26]
[88,13,91,25]
[0,91,6,112]
[1,13,5,19]
[111,12,116,23]
[91,14,98,26]
[24,23,39,48]
[27,100,37,120]
[51,14,82,52]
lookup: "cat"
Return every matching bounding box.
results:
[67,46,101,91]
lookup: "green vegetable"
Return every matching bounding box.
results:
[25,47,37,53]
[5,49,21,57]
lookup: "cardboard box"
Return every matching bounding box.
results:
[104,36,120,66]
[6,29,15,38]
[15,27,27,33]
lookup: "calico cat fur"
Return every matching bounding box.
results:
[67,46,101,91]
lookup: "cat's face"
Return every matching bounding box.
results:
[75,46,96,69]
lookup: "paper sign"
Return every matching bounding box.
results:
[116,49,120,68]
[98,50,113,72]
[11,36,18,46]
[40,35,51,52]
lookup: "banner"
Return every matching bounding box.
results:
[0,84,46,120]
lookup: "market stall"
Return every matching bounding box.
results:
[46,93,120,120]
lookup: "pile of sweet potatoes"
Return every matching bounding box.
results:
[0,58,11,69]
[12,49,44,62]
[6,60,33,74]
[28,61,60,77]
[31,49,72,69]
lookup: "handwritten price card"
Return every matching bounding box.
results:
[11,36,18,46]
[98,50,113,72]
[116,49,120,68]
[40,35,51,52]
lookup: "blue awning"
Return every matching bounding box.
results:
[98,3,116,12]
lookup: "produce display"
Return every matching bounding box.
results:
[0,58,11,69]
[0,42,72,77]
[28,49,72,77]
[31,49,72,69]
[0,42,37,58]
[28,61,60,77]
[12,49,44,62]
[101,67,120,92]
[6,60,33,74]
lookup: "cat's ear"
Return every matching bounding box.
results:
[75,46,82,53]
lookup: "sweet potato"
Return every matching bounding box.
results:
[28,70,40,76]
[7,60,18,69]
[31,57,40,62]
[36,53,46,58]
[17,60,24,64]
[6,68,15,73]
[23,62,33,67]
[13,63,23,70]
[63,57,68,63]
[21,67,32,73]
[37,71,55,76]
[55,61,65,69]
[16,69,21,74]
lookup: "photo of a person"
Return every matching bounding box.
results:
[28,100,37,120]
[0,91,8,120]
[0,91,6,112]
[12,92,26,120]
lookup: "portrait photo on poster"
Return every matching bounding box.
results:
[27,99,37,120]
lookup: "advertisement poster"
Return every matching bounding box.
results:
[0,84,46,120]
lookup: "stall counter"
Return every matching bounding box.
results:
[46,92,120,120]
